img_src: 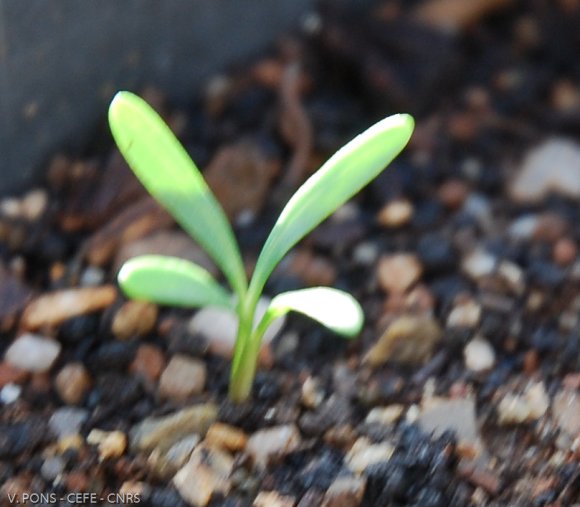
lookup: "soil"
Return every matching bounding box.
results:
[1,1,580,506]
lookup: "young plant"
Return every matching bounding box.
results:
[108,91,414,402]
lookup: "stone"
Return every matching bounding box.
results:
[21,189,48,221]
[129,344,166,383]
[41,456,65,482]
[377,254,423,293]
[510,138,580,202]
[0,384,21,404]
[447,300,481,328]
[130,403,218,452]
[345,437,394,474]
[204,140,280,221]
[111,301,158,339]
[287,250,337,287]
[552,389,579,437]
[365,405,405,426]
[113,230,217,276]
[188,297,284,367]
[173,444,234,507]
[54,363,92,404]
[87,429,127,460]
[154,434,200,476]
[438,179,469,209]
[254,491,296,507]
[553,238,577,266]
[49,408,89,439]
[376,199,414,228]
[462,249,496,280]
[497,382,550,425]
[301,376,325,409]
[419,397,484,453]
[79,266,106,287]
[364,315,442,367]
[158,355,207,402]
[464,337,495,372]
[322,476,366,507]
[246,424,301,469]
[4,334,61,373]
[205,423,248,452]
[21,286,117,330]
[0,263,33,322]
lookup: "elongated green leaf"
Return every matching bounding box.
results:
[249,114,414,302]
[118,255,234,310]
[254,287,364,341]
[109,91,247,297]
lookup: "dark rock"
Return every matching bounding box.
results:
[297,451,343,490]
[0,418,48,458]
[299,395,353,436]
[90,341,137,372]
[417,234,456,274]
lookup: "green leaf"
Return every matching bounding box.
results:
[108,91,247,298]
[254,287,364,341]
[249,114,414,302]
[118,255,234,310]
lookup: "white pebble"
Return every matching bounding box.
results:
[464,337,495,372]
[4,333,61,373]
[0,384,22,404]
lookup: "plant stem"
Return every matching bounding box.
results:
[229,298,258,402]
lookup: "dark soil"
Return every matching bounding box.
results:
[1,1,579,506]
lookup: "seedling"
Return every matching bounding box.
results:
[109,91,414,402]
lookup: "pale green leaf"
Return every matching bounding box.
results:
[118,255,234,310]
[108,91,247,297]
[254,287,364,341]
[249,114,414,302]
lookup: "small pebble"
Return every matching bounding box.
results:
[0,362,28,387]
[553,238,577,266]
[49,407,89,439]
[246,424,301,469]
[254,491,296,507]
[129,344,166,383]
[552,389,579,437]
[323,475,366,507]
[21,189,48,221]
[158,354,207,402]
[377,253,423,293]
[4,333,61,373]
[173,444,234,507]
[55,363,92,404]
[365,405,405,426]
[301,376,325,409]
[0,384,21,404]
[462,249,497,281]
[130,403,218,452]
[510,138,580,202]
[497,382,549,425]
[447,299,481,328]
[464,337,495,372]
[438,180,469,209]
[377,199,414,227]
[87,429,127,460]
[365,314,442,366]
[345,437,394,474]
[111,300,158,339]
[21,285,117,330]
[41,456,65,482]
[205,422,248,452]
[79,266,105,287]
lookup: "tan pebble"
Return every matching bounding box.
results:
[55,363,92,405]
[377,254,423,294]
[377,199,414,228]
[87,429,127,460]
[365,405,405,426]
[301,376,324,409]
[65,471,89,492]
[253,491,296,507]
[533,213,569,242]
[112,300,158,339]
[405,285,436,312]
[447,299,481,328]
[345,437,394,474]
[158,355,207,401]
[323,475,366,507]
[246,425,301,469]
[289,250,336,287]
[438,180,469,209]
[57,434,84,453]
[323,424,357,450]
[551,80,580,112]
[252,59,285,88]
[129,344,166,382]
[448,112,478,141]
[21,285,117,330]
[364,314,442,367]
[563,373,580,390]
[553,237,577,266]
[205,423,248,451]
[21,189,48,221]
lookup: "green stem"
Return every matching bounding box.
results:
[228,298,259,402]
